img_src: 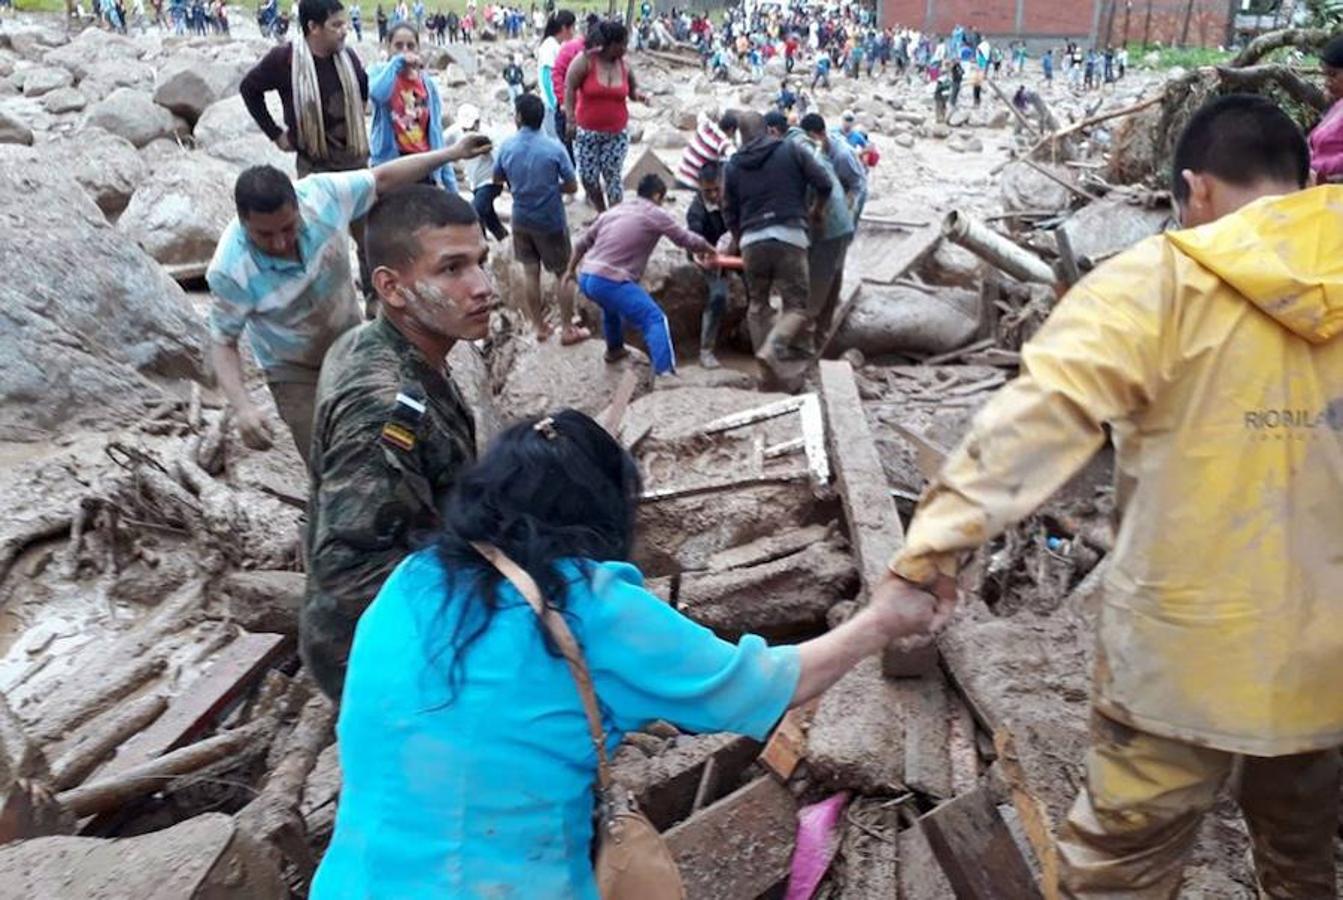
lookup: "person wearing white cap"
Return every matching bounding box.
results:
[368,23,458,191]
[448,102,510,241]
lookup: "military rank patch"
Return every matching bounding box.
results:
[380,391,427,452]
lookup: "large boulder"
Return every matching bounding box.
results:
[84,87,176,148]
[42,28,142,82]
[48,127,147,217]
[832,283,982,358]
[75,59,156,103]
[20,66,72,98]
[117,155,238,277]
[490,332,652,425]
[1000,160,1073,213]
[0,109,32,145]
[205,134,296,177]
[41,86,87,114]
[0,146,204,434]
[0,27,68,63]
[153,55,238,124]
[194,93,282,148]
[445,44,478,77]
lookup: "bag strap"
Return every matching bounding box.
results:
[470,541,616,794]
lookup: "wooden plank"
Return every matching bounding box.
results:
[665,775,797,900]
[706,524,831,572]
[898,821,956,900]
[798,393,830,490]
[818,360,937,676]
[887,422,952,484]
[638,472,807,504]
[763,437,805,459]
[994,729,1061,900]
[863,223,943,285]
[947,695,981,796]
[901,676,952,800]
[596,369,639,436]
[758,708,808,781]
[700,395,807,435]
[95,632,290,780]
[919,786,1044,900]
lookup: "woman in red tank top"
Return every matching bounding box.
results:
[563,19,648,211]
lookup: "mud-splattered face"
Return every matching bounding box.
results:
[381,223,494,342]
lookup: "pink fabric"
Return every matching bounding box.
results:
[785,791,850,900]
[1310,100,1343,181]
[575,197,713,283]
[552,37,585,107]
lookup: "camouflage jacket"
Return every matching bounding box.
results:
[301,315,477,700]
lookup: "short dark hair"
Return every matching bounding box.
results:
[763,110,788,134]
[1170,94,1309,204]
[543,9,576,38]
[1323,34,1343,68]
[799,112,826,135]
[718,110,739,133]
[636,173,666,199]
[697,159,721,183]
[515,92,545,129]
[365,185,479,272]
[234,165,297,219]
[298,0,343,33]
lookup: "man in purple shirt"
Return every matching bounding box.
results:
[563,174,719,376]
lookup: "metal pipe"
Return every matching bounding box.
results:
[941,211,1057,285]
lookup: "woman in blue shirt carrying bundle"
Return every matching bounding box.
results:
[313,409,946,898]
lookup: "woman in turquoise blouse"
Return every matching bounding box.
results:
[312,409,943,898]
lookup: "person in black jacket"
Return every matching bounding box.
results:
[724,110,831,389]
[686,159,729,369]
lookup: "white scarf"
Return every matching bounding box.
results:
[290,35,369,162]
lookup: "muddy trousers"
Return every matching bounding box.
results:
[741,239,810,353]
[700,271,729,353]
[267,380,318,471]
[1058,712,1340,899]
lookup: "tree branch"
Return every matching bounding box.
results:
[1230,27,1332,68]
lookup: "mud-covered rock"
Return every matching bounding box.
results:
[20,65,72,98]
[832,284,981,358]
[0,108,32,145]
[153,55,238,123]
[48,127,147,217]
[117,155,238,274]
[84,86,175,148]
[0,146,204,434]
[40,86,87,114]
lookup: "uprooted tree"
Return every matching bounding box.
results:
[1108,27,1333,184]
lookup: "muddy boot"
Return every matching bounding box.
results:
[755,312,811,394]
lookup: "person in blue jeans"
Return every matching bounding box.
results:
[565,173,718,376]
[312,408,947,898]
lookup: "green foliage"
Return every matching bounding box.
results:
[1126,43,1235,69]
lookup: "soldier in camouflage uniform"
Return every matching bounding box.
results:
[302,186,494,700]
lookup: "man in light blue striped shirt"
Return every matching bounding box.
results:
[205,133,491,466]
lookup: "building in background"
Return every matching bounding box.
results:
[877,0,1250,49]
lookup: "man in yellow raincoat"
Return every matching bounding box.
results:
[880,94,1343,897]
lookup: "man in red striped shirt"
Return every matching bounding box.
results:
[676,110,738,189]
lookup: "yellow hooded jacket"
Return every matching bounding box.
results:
[890,187,1343,756]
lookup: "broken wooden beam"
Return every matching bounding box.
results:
[94,632,291,780]
[664,775,797,900]
[798,392,830,491]
[597,369,640,437]
[817,360,937,676]
[57,723,264,818]
[920,785,1044,900]
[700,395,806,434]
[614,733,760,832]
[994,729,1060,899]
[860,222,942,285]
[50,694,168,791]
[638,472,808,503]
[705,524,831,572]
[942,211,1057,285]
[757,707,809,782]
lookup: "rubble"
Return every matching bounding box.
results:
[0,11,1292,898]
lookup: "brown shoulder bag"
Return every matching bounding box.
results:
[471,542,686,900]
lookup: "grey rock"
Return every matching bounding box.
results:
[117,155,238,273]
[84,86,175,147]
[0,108,32,145]
[153,56,237,123]
[21,65,72,98]
[41,86,87,114]
[47,127,146,216]
[0,146,204,434]
[75,59,156,103]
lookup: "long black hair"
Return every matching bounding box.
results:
[542,8,574,39]
[428,409,642,700]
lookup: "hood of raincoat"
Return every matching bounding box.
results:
[1165,186,1343,344]
[732,135,784,170]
